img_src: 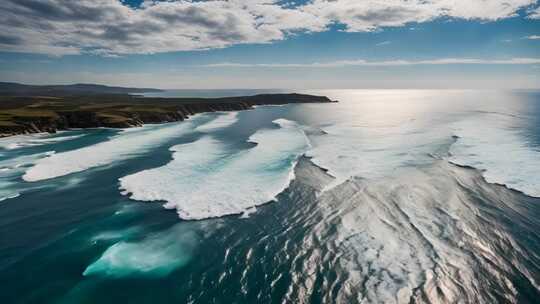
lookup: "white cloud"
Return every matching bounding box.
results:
[301,0,535,32]
[528,6,540,18]
[203,57,540,68]
[524,35,540,39]
[0,0,536,56]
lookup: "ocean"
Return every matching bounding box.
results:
[0,90,539,303]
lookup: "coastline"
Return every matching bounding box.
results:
[0,93,336,138]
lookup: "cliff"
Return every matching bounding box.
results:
[0,93,335,137]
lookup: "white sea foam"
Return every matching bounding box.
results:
[298,91,540,198]
[195,112,238,132]
[305,120,452,191]
[0,151,55,202]
[312,162,537,303]
[0,133,84,150]
[240,206,257,219]
[449,114,540,197]
[119,119,309,220]
[307,113,540,197]
[23,122,194,182]
[91,227,142,243]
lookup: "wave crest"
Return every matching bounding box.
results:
[119,119,309,220]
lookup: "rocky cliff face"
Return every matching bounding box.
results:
[0,94,334,137]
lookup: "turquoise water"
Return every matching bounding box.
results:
[1,90,539,303]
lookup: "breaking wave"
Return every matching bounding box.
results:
[119,119,309,220]
[282,160,540,303]
[304,119,454,191]
[22,122,194,182]
[84,224,198,278]
[0,151,55,202]
[448,114,540,197]
[195,112,238,133]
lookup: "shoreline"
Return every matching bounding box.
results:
[0,93,336,138]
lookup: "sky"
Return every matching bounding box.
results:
[0,0,539,89]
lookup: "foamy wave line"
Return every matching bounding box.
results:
[0,134,84,150]
[119,119,309,220]
[313,162,539,303]
[448,118,540,198]
[304,120,453,193]
[22,112,245,182]
[22,122,195,182]
[195,112,238,133]
[0,150,61,202]
[0,193,20,202]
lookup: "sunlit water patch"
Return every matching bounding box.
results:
[304,119,455,191]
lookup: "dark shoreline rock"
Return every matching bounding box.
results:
[0,93,336,137]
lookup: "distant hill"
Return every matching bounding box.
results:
[0,82,162,96]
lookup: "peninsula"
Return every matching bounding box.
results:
[0,83,335,137]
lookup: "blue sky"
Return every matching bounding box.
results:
[0,0,539,89]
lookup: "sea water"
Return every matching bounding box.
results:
[0,90,539,303]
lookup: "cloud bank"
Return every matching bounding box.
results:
[528,6,540,18]
[0,0,538,56]
[203,58,540,68]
